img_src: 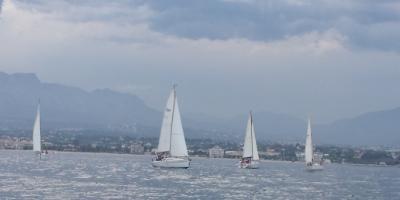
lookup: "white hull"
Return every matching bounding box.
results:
[239,161,259,169]
[35,151,49,160]
[306,163,324,171]
[152,157,190,168]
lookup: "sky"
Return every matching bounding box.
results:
[0,0,399,123]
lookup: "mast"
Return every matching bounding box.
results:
[251,111,259,161]
[157,88,176,153]
[250,111,254,159]
[169,85,177,155]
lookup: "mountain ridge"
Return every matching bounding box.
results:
[0,72,161,130]
[0,72,399,146]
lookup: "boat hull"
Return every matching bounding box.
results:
[35,151,49,160]
[152,157,190,168]
[239,160,259,169]
[306,163,324,171]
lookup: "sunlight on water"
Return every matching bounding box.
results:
[0,150,399,199]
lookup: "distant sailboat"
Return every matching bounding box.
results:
[152,86,190,168]
[32,100,47,158]
[305,118,323,171]
[239,112,259,169]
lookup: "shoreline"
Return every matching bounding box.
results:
[2,149,398,167]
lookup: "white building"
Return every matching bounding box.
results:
[296,152,305,161]
[209,146,225,158]
[130,143,144,154]
[225,150,242,158]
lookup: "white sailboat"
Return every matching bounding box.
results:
[152,86,190,168]
[305,118,323,171]
[32,101,47,158]
[239,112,259,169]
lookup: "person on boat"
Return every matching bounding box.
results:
[155,153,161,161]
[157,153,163,161]
[241,157,251,164]
[42,144,49,155]
[155,152,168,161]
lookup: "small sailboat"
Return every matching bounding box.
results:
[239,111,259,169]
[152,86,190,168]
[305,118,323,171]
[32,100,48,159]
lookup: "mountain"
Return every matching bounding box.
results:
[183,107,400,146]
[0,72,399,146]
[0,72,310,141]
[322,108,400,146]
[0,72,161,132]
[219,112,306,142]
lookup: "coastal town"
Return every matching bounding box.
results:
[1,131,399,166]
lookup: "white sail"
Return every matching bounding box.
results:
[170,98,188,157]
[243,113,259,160]
[156,88,188,157]
[305,118,313,164]
[157,90,175,153]
[32,103,41,152]
[251,117,259,160]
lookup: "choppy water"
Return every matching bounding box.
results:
[0,150,399,199]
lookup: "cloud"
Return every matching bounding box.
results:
[0,0,400,123]
[3,0,399,52]
[0,0,2,14]
[145,0,400,52]
[0,0,347,59]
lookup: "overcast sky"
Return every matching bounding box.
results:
[0,0,399,123]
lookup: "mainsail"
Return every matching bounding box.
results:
[157,91,174,153]
[242,112,259,160]
[170,98,188,157]
[305,118,313,164]
[32,102,41,153]
[157,88,188,157]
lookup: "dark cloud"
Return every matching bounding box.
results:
[145,0,400,51]
[2,0,400,123]
[0,0,3,15]
[8,0,400,51]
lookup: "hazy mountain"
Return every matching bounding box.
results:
[0,72,399,146]
[0,72,309,141]
[184,106,400,146]
[322,108,400,146]
[0,72,161,131]
[217,112,307,142]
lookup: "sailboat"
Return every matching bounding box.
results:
[152,86,190,168]
[305,118,323,171]
[239,111,259,169]
[32,100,47,158]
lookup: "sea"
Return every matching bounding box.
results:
[0,150,399,200]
